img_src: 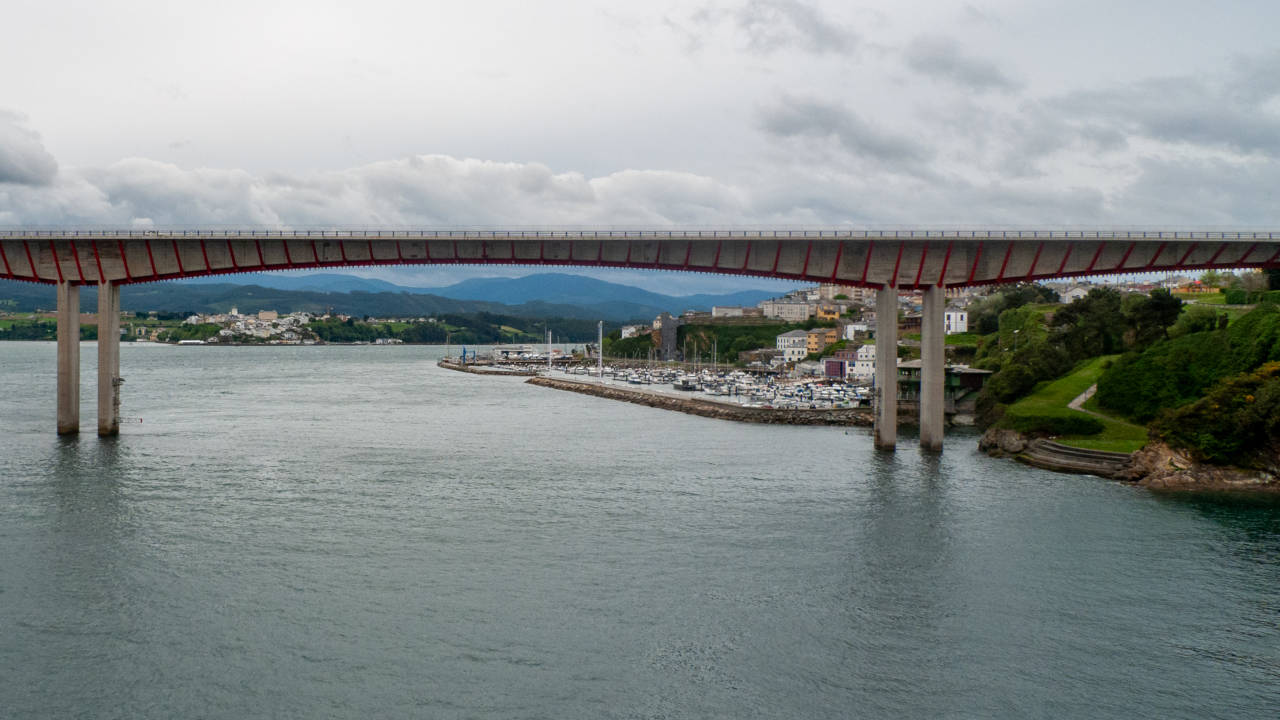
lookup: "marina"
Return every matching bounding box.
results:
[527,375,875,426]
[542,364,872,411]
[438,350,886,424]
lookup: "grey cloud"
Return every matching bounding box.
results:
[1050,56,1280,156]
[673,1,856,56]
[960,4,999,25]
[1109,155,1280,225]
[734,0,854,55]
[993,109,1127,178]
[905,35,1019,93]
[758,95,931,166]
[1225,51,1280,104]
[0,111,58,186]
[749,165,1108,227]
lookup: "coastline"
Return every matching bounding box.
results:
[980,427,1280,495]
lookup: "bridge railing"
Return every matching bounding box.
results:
[1,228,1278,240]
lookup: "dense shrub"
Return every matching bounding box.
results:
[1168,305,1226,338]
[974,394,1005,428]
[1151,363,1280,468]
[604,333,656,359]
[985,364,1038,403]
[1223,288,1248,304]
[999,414,1105,436]
[1096,305,1280,421]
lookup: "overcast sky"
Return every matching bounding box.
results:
[1,0,1277,292]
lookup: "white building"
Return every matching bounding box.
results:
[775,329,809,362]
[1062,286,1091,303]
[944,309,968,334]
[620,324,649,339]
[851,344,877,381]
[843,322,869,341]
[819,283,875,303]
[759,300,813,322]
[711,306,745,318]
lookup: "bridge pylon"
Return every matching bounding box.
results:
[873,284,897,450]
[56,282,80,435]
[920,285,946,451]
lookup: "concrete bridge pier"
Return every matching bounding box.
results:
[97,282,121,437]
[873,284,898,450]
[56,282,80,435]
[920,285,946,451]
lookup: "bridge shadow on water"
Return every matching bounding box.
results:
[828,439,980,715]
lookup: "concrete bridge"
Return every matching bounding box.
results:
[3,227,1278,450]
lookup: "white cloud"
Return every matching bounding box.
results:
[0,154,755,228]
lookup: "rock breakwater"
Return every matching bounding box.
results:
[528,376,874,426]
[438,360,539,376]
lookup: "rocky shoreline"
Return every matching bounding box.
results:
[527,376,874,426]
[980,428,1280,495]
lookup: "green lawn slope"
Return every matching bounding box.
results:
[1002,356,1149,453]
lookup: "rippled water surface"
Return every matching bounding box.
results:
[1,342,1277,719]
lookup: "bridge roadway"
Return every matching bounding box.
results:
[3,228,1278,449]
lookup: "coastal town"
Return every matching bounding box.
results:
[438,274,1226,417]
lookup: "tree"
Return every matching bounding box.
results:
[1122,288,1183,348]
[1199,269,1227,287]
[1050,288,1124,359]
[968,283,1060,336]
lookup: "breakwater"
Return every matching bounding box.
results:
[527,376,874,426]
[438,360,540,376]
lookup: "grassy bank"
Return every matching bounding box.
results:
[1003,355,1148,453]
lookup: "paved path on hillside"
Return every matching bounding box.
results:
[1068,384,1144,431]
[1068,384,1102,416]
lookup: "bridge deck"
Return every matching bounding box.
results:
[2,229,1277,288]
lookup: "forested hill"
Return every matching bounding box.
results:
[1097,304,1280,470]
[0,280,654,323]
[969,280,1278,471]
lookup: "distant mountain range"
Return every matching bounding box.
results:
[0,273,784,323]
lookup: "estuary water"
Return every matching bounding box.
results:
[1,342,1277,719]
